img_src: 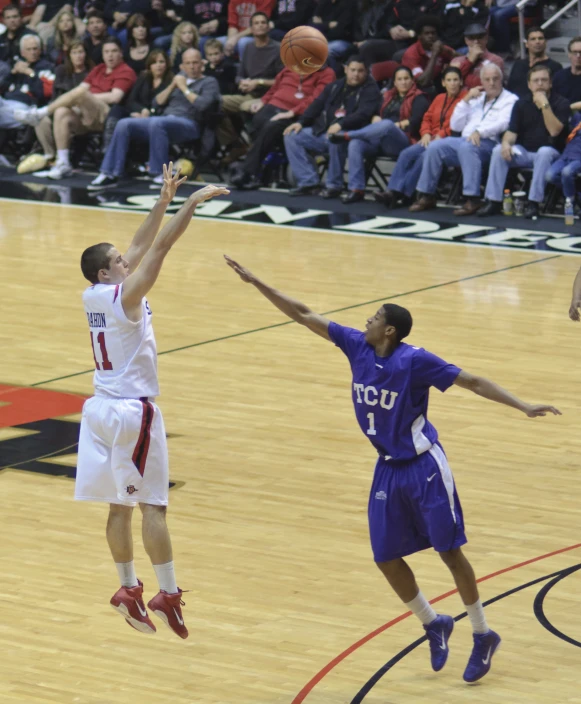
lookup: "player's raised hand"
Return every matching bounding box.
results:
[523,403,562,418]
[224,255,256,283]
[191,184,230,204]
[159,162,188,203]
[569,299,581,321]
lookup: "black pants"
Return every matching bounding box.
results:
[242,104,293,174]
[359,38,409,65]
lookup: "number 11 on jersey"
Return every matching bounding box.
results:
[90,331,113,370]
[366,412,377,436]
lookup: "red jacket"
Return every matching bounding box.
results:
[450,52,505,89]
[262,66,336,115]
[402,41,455,83]
[420,89,467,138]
[228,0,276,30]
[380,83,424,122]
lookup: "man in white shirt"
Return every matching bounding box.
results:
[410,63,517,215]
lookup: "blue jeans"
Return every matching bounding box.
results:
[489,4,518,52]
[417,136,496,197]
[546,157,581,199]
[284,126,348,189]
[0,98,27,129]
[485,144,559,203]
[388,142,427,197]
[328,39,354,60]
[100,115,199,177]
[346,120,411,191]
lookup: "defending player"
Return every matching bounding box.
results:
[224,255,561,682]
[77,166,228,638]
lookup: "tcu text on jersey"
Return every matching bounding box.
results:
[353,384,399,410]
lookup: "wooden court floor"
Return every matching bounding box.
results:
[0,199,580,704]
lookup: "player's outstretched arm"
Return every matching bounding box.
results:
[122,184,229,316]
[224,255,332,341]
[453,370,561,418]
[124,163,187,271]
[569,264,581,321]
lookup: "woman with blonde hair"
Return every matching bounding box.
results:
[45,8,83,65]
[170,21,199,72]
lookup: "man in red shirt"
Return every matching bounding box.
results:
[15,37,136,178]
[402,16,455,91]
[450,23,504,89]
[230,64,335,189]
[224,0,275,59]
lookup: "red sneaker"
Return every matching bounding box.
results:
[110,580,156,634]
[147,589,188,639]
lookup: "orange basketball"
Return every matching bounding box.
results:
[280,26,329,76]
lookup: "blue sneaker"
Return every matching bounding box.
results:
[423,615,454,671]
[463,629,501,683]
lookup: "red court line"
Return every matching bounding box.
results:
[291,542,581,704]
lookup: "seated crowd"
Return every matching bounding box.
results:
[1,0,581,219]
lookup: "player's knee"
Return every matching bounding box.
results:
[438,547,463,570]
[140,502,167,517]
[376,558,404,578]
[108,503,133,518]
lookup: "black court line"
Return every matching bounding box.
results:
[533,564,581,648]
[350,562,581,703]
[30,253,561,387]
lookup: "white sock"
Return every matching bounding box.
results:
[56,149,70,166]
[36,106,49,119]
[405,591,438,626]
[115,561,138,588]
[43,153,54,161]
[153,561,178,594]
[465,599,489,634]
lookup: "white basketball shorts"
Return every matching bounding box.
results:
[75,396,169,506]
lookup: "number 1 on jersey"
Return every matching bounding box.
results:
[90,331,113,370]
[366,412,377,436]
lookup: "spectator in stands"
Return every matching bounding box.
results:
[0,0,37,24]
[123,13,151,74]
[375,66,466,208]
[225,0,275,59]
[545,116,581,205]
[217,12,283,152]
[87,47,218,188]
[311,0,357,67]
[29,0,84,45]
[487,0,518,56]
[169,21,199,72]
[451,23,504,89]
[15,37,136,178]
[478,65,569,219]
[507,27,562,98]
[45,8,82,65]
[355,0,442,67]
[284,55,380,197]
[189,0,228,53]
[410,63,517,214]
[230,63,336,189]
[0,33,54,128]
[203,39,237,95]
[553,37,581,112]
[83,10,109,65]
[31,39,93,170]
[401,16,455,92]
[104,0,152,45]
[0,4,36,67]
[329,65,429,203]
[269,0,312,42]
[441,0,489,52]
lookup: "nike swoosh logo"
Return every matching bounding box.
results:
[482,646,492,665]
[136,601,148,618]
[439,630,447,650]
[427,473,437,482]
[173,607,184,626]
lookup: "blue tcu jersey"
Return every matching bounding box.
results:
[328,323,461,461]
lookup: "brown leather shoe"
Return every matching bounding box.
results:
[453,199,483,216]
[409,195,437,212]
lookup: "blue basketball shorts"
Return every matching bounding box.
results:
[368,443,467,562]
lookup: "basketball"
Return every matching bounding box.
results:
[280,26,329,76]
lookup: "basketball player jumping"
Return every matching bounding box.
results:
[225,255,560,682]
[77,165,228,638]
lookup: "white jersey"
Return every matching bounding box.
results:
[83,282,159,399]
